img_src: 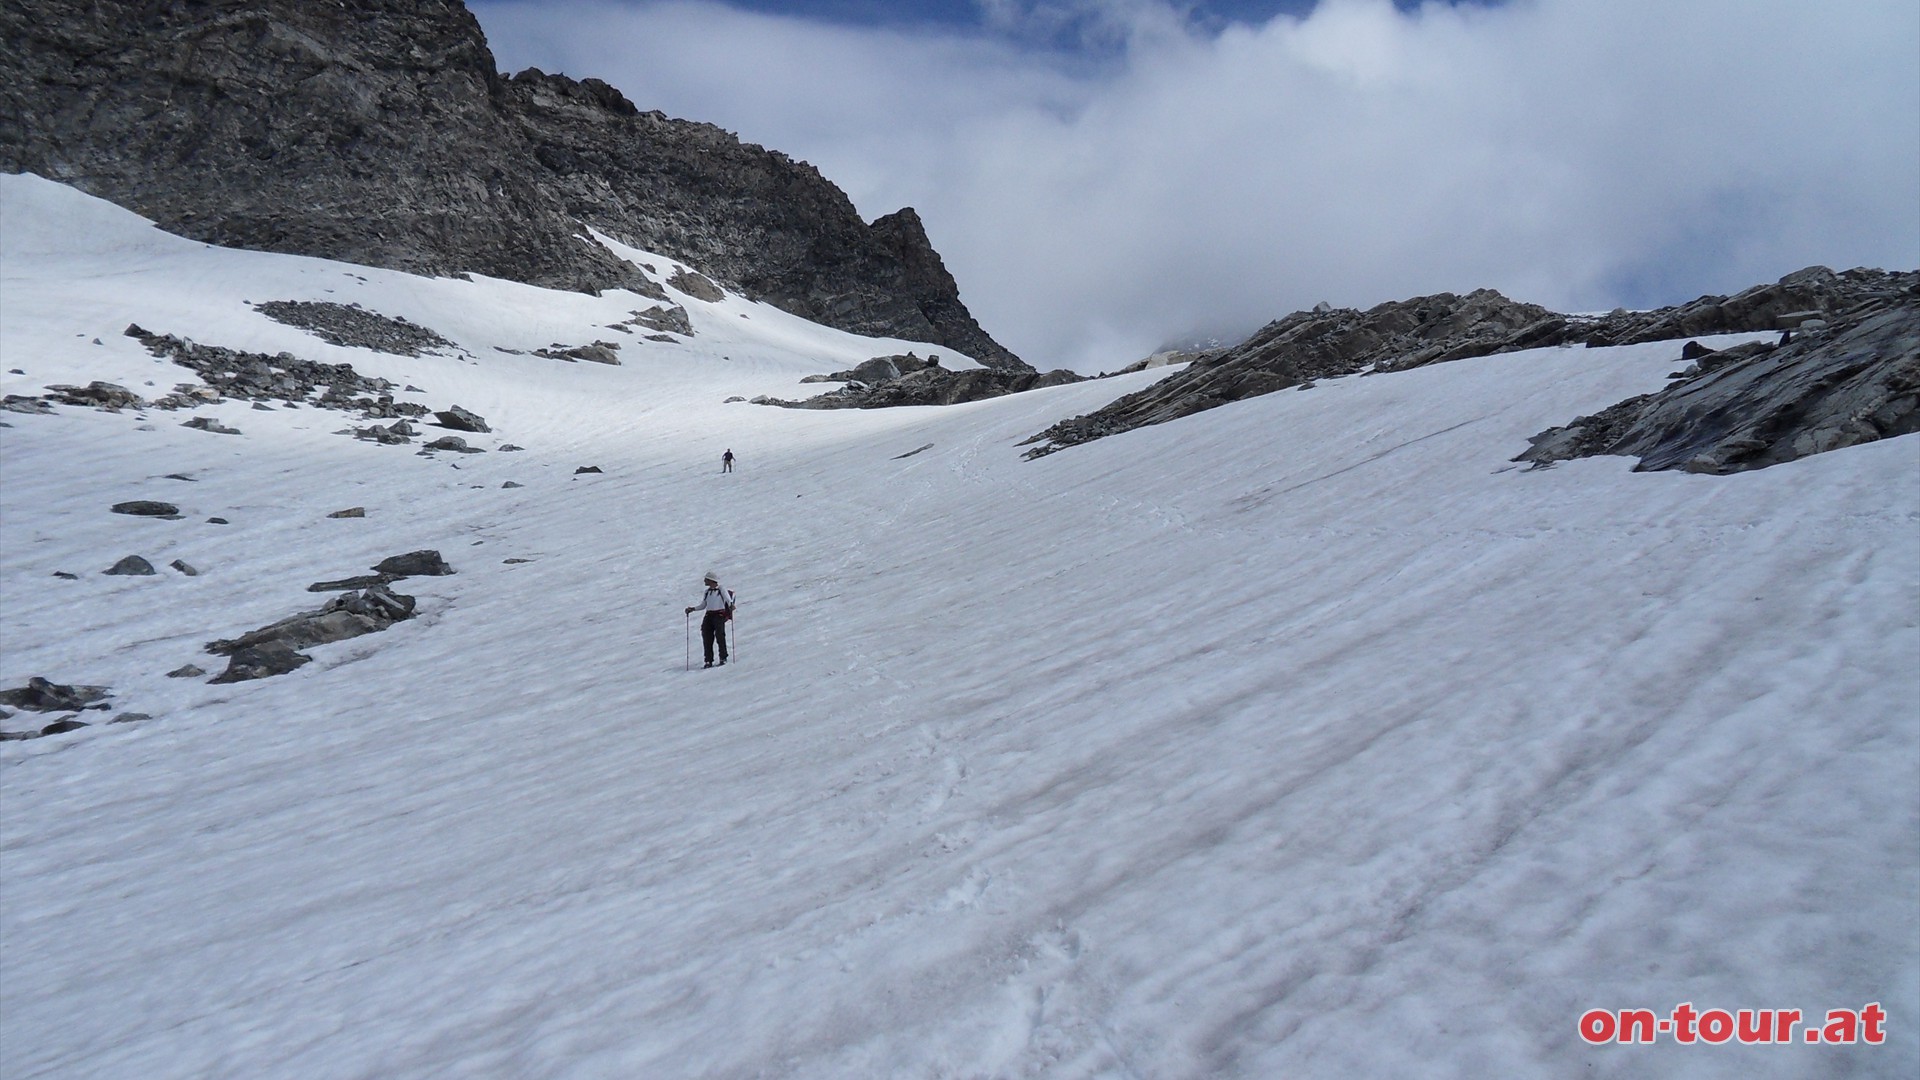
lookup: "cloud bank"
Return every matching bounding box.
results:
[472,0,1919,370]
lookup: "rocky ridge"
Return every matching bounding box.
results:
[758,352,1084,410]
[1516,288,1920,473]
[0,0,1026,370]
[1024,267,1919,464]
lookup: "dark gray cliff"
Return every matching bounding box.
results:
[0,0,1026,369]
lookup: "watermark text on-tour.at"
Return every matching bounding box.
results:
[1579,1003,1886,1046]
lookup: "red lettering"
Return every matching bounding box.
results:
[1619,1009,1657,1044]
[1579,1009,1616,1044]
[1738,1009,1773,1043]
[1671,1002,1699,1044]
[1823,1009,1859,1045]
[1775,1009,1802,1042]
[1698,1009,1735,1044]
[1862,1002,1886,1045]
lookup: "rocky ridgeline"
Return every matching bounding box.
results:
[1023,288,1566,456]
[1516,287,1920,474]
[0,0,1026,370]
[758,352,1083,410]
[1024,266,1920,464]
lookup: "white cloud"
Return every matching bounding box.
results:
[473,0,1920,370]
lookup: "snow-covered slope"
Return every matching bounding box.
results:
[2,174,1915,1079]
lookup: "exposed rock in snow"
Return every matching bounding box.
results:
[0,677,110,712]
[253,300,458,357]
[1517,294,1920,473]
[0,0,1026,369]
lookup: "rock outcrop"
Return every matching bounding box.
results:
[759,352,1079,409]
[1516,289,1920,473]
[1024,289,1567,456]
[0,0,1024,369]
[1024,268,1919,458]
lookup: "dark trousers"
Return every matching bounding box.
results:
[701,611,729,664]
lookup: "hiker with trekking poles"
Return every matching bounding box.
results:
[685,571,735,668]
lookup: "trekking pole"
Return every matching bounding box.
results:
[685,610,691,671]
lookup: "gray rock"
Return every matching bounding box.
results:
[181,416,241,435]
[112,500,179,517]
[52,571,79,580]
[329,507,366,518]
[207,584,420,682]
[209,641,312,684]
[166,664,206,678]
[109,712,152,724]
[104,555,157,576]
[169,559,199,576]
[308,573,397,592]
[372,550,454,576]
[1517,298,1920,474]
[46,381,143,409]
[39,718,90,735]
[501,481,524,489]
[574,465,603,474]
[667,269,725,302]
[0,3,1025,369]
[0,677,110,712]
[434,405,491,433]
[254,300,455,356]
[425,435,485,453]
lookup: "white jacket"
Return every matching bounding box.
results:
[697,585,733,612]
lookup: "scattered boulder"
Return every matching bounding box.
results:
[308,573,396,592]
[424,435,484,453]
[329,507,366,518]
[39,718,90,735]
[104,555,157,576]
[574,465,602,474]
[624,304,693,336]
[167,664,206,678]
[0,677,111,712]
[46,381,143,409]
[169,559,199,576]
[1,395,56,414]
[52,571,79,580]
[434,405,490,432]
[372,550,454,576]
[109,712,152,725]
[182,416,241,435]
[667,268,725,302]
[355,421,413,444]
[209,641,313,683]
[111,500,179,517]
[207,517,230,525]
[502,481,524,489]
[499,444,525,452]
[207,583,420,682]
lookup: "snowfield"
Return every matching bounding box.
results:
[2,174,1915,1078]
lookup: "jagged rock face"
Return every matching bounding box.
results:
[0,0,1026,370]
[1517,291,1920,474]
[1025,289,1567,455]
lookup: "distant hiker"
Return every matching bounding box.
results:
[722,449,734,473]
[685,571,735,667]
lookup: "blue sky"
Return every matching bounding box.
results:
[472,0,1919,369]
